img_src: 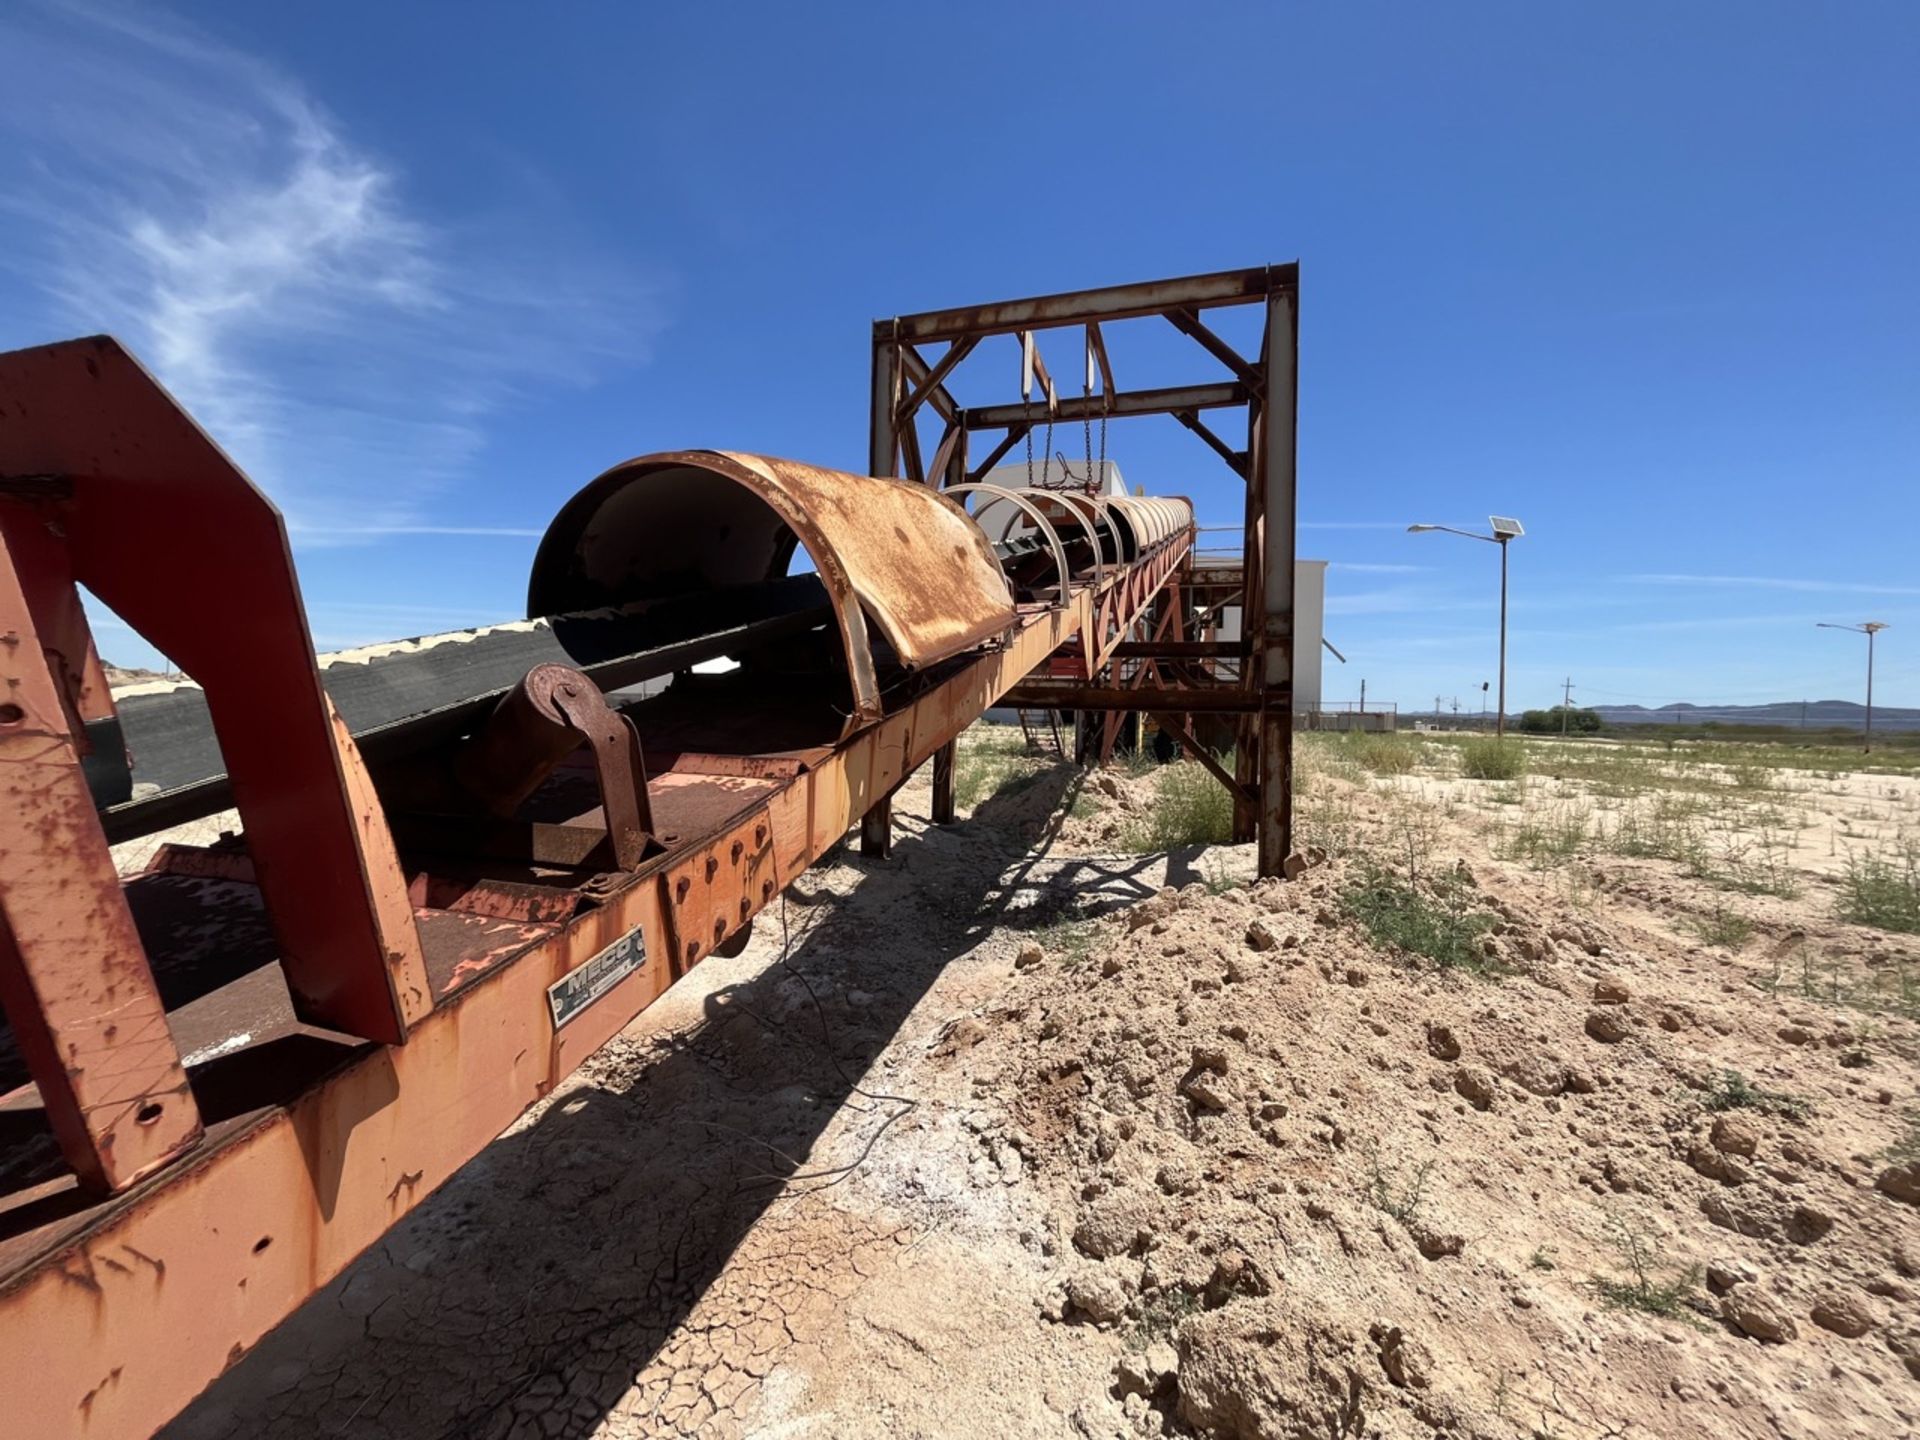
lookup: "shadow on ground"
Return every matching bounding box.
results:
[165,763,1173,1439]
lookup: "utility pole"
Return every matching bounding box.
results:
[1359,677,1367,715]
[1435,695,1444,727]
[1817,621,1890,753]
[1561,676,1574,737]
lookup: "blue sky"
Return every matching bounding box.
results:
[2,2,1915,712]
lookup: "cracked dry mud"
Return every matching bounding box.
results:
[167,733,1920,1439]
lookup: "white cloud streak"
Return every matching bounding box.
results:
[0,2,660,539]
[1623,573,1920,598]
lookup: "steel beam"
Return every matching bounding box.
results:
[0,525,203,1195]
[962,382,1246,432]
[886,264,1295,342]
[1002,684,1257,713]
[870,324,902,480]
[1110,640,1243,659]
[896,338,975,423]
[1254,287,1299,873]
[897,344,960,426]
[1167,307,1262,389]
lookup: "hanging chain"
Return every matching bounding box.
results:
[1082,370,1095,495]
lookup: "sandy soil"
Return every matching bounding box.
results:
[163,731,1920,1440]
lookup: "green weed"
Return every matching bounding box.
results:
[1120,758,1236,851]
[1459,737,1528,781]
[1696,1069,1811,1122]
[1838,843,1920,934]
[1589,1211,1705,1324]
[1365,1148,1436,1225]
[1127,1287,1203,1347]
[1342,864,1499,973]
[1683,907,1754,950]
[1338,731,1419,776]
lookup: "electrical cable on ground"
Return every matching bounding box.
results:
[693,892,919,1196]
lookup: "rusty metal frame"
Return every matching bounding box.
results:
[0,340,431,1061]
[0,322,1208,1436]
[872,265,1299,874]
[0,499,1183,1440]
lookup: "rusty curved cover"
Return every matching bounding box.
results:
[529,450,1014,683]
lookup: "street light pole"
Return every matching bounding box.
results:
[1816,621,1889,753]
[1497,535,1510,739]
[1409,517,1524,740]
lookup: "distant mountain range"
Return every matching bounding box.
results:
[1588,700,1920,733]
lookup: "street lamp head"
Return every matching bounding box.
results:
[1406,524,1437,533]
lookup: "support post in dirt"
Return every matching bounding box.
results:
[931,740,956,824]
[860,792,893,857]
[1251,283,1297,876]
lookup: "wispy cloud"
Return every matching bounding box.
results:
[1326,588,1486,617]
[1304,521,1481,533]
[292,525,546,539]
[0,2,661,539]
[1623,573,1920,598]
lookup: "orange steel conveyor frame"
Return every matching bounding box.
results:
[0,337,1195,1439]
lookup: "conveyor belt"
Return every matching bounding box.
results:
[102,578,834,840]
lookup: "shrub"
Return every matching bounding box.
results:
[1683,907,1753,950]
[1494,802,1589,867]
[1341,863,1499,972]
[1340,731,1417,776]
[1838,845,1920,934]
[1590,1212,1705,1323]
[1697,1070,1811,1121]
[1459,737,1527,780]
[1121,759,1235,851]
[1365,1148,1435,1225]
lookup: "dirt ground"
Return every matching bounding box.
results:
[163,728,1920,1440]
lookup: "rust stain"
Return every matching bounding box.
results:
[78,1366,123,1417]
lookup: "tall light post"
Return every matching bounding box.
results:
[1409,516,1524,739]
[1816,620,1889,753]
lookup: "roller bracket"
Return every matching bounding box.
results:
[452,663,657,870]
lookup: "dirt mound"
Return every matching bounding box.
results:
[970,866,1920,1438]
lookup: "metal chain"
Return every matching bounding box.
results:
[1082,347,1095,495]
